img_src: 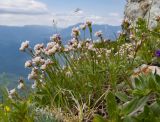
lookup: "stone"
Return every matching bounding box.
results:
[124,0,160,28]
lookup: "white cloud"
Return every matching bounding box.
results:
[52,11,123,28]
[0,14,53,26]
[0,0,123,27]
[108,12,120,17]
[0,0,49,15]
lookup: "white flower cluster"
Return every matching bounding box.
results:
[34,43,44,55]
[20,21,115,90]
[32,56,45,66]
[8,88,16,99]
[45,42,61,56]
[8,79,25,99]
[40,59,53,70]
[85,41,95,51]
[95,48,112,59]
[115,43,135,59]
[28,68,38,80]
[69,38,79,49]
[50,34,61,43]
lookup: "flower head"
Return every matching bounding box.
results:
[155,50,160,57]
[19,40,29,51]
[45,46,57,55]
[32,81,37,89]
[28,68,38,80]
[50,34,61,43]
[86,21,92,27]
[34,43,44,51]
[8,89,16,98]
[95,31,103,37]
[80,24,86,30]
[40,64,47,70]
[32,56,44,65]
[71,27,80,37]
[25,60,32,68]
[17,82,25,89]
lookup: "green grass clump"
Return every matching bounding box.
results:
[1,18,160,122]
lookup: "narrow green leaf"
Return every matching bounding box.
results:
[150,102,160,116]
[115,92,129,102]
[155,74,160,86]
[122,96,149,116]
[148,77,157,90]
[93,115,106,122]
[134,78,142,89]
[106,91,118,120]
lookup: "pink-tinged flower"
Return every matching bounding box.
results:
[40,64,47,70]
[32,56,42,65]
[87,43,94,51]
[40,59,53,70]
[45,59,53,65]
[77,42,82,49]
[67,38,78,49]
[95,31,103,37]
[19,40,29,51]
[34,43,44,51]
[71,27,80,37]
[28,68,38,80]
[50,34,61,43]
[46,47,57,56]
[25,60,32,68]
[46,42,56,50]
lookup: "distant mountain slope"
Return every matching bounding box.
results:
[0,25,55,76]
[0,24,121,76]
[60,23,121,42]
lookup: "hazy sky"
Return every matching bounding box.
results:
[0,0,126,27]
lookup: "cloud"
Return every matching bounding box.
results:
[108,12,120,17]
[0,14,53,26]
[0,0,49,15]
[0,0,123,27]
[0,11,123,27]
[52,11,123,27]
